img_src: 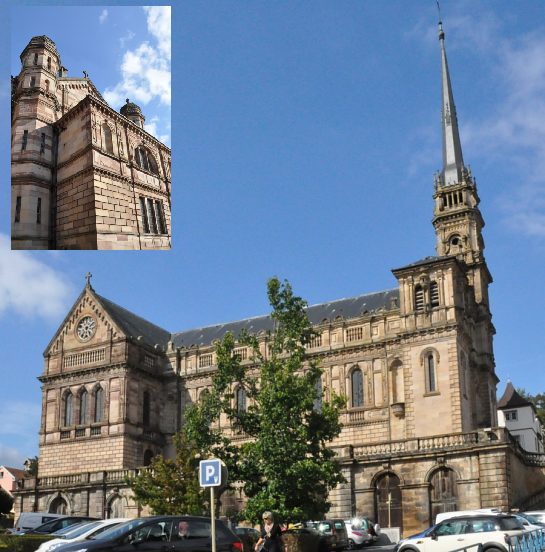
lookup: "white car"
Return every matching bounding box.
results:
[344,518,380,548]
[524,511,545,524]
[36,518,130,552]
[395,514,524,552]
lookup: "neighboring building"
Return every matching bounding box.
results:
[0,466,25,498]
[11,35,171,250]
[498,382,544,454]
[13,23,545,535]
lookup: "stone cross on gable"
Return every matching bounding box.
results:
[85,272,92,287]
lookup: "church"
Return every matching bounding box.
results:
[13,24,545,536]
[11,35,172,250]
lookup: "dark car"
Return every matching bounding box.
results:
[307,520,349,551]
[25,516,99,535]
[57,516,243,552]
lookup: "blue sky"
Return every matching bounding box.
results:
[1,0,545,467]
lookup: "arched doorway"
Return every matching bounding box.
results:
[429,468,458,522]
[375,473,402,531]
[107,495,125,518]
[49,496,68,514]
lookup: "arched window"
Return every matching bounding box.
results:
[134,146,159,175]
[351,367,364,408]
[103,123,113,154]
[430,281,439,308]
[425,353,437,393]
[236,387,246,413]
[143,449,154,466]
[429,468,458,522]
[79,390,88,425]
[64,392,73,426]
[50,496,68,514]
[415,285,425,312]
[94,387,104,423]
[143,390,151,426]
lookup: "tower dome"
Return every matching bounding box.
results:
[120,98,145,129]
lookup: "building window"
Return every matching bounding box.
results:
[415,285,425,312]
[140,196,167,235]
[14,196,21,223]
[94,387,104,423]
[103,123,113,154]
[236,387,247,413]
[505,410,518,421]
[30,76,36,87]
[64,392,73,426]
[430,281,439,307]
[40,132,46,154]
[21,130,28,151]
[425,353,437,393]
[79,390,88,425]
[143,450,154,466]
[36,197,42,224]
[134,146,159,175]
[314,377,323,412]
[45,79,49,93]
[33,53,38,65]
[47,56,51,70]
[351,366,364,407]
[143,391,151,427]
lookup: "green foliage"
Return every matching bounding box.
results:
[127,431,206,515]
[25,457,38,478]
[0,534,52,552]
[0,489,13,516]
[185,277,346,524]
[517,389,545,426]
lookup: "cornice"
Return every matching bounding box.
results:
[39,362,128,385]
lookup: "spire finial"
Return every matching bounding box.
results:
[85,272,92,288]
[126,98,130,104]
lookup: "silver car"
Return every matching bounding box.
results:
[344,518,380,548]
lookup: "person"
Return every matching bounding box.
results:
[178,520,190,538]
[254,512,283,552]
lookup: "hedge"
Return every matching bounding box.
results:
[0,534,54,552]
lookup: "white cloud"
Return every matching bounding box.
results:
[99,8,108,24]
[0,443,29,467]
[0,234,73,319]
[119,30,135,49]
[103,6,171,112]
[145,117,170,145]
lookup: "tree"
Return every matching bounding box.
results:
[0,488,13,515]
[127,431,206,515]
[185,277,346,524]
[24,456,38,477]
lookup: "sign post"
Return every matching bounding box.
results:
[199,459,226,552]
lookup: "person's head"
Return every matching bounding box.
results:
[179,521,189,535]
[262,512,274,524]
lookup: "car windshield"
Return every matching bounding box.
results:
[500,517,524,531]
[521,514,540,524]
[350,519,368,530]
[53,521,98,538]
[90,519,146,540]
[33,519,65,532]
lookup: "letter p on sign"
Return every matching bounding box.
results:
[199,459,222,487]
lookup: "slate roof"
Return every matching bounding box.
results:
[171,289,399,348]
[94,294,171,349]
[497,382,534,410]
[392,255,456,271]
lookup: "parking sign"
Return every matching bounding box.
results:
[199,458,223,487]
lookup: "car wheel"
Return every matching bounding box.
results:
[347,539,355,550]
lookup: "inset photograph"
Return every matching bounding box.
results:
[11,6,171,250]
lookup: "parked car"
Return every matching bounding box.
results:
[234,527,260,540]
[435,508,501,524]
[344,518,380,548]
[10,512,69,534]
[57,516,243,552]
[24,516,99,535]
[524,511,545,524]
[36,518,130,552]
[394,514,524,552]
[309,519,349,551]
[285,526,329,552]
[512,514,544,531]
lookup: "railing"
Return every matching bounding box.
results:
[509,529,545,552]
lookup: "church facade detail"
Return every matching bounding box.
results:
[11,36,171,250]
[13,26,545,534]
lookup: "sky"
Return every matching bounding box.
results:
[1,0,545,468]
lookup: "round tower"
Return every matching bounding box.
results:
[11,36,62,249]
[120,99,145,129]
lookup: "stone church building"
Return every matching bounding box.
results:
[11,35,172,250]
[14,25,545,535]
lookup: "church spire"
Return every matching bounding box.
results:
[438,21,465,187]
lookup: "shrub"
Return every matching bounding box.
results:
[0,534,53,552]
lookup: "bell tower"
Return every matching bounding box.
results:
[432,23,491,307]
[11,36,61,249]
